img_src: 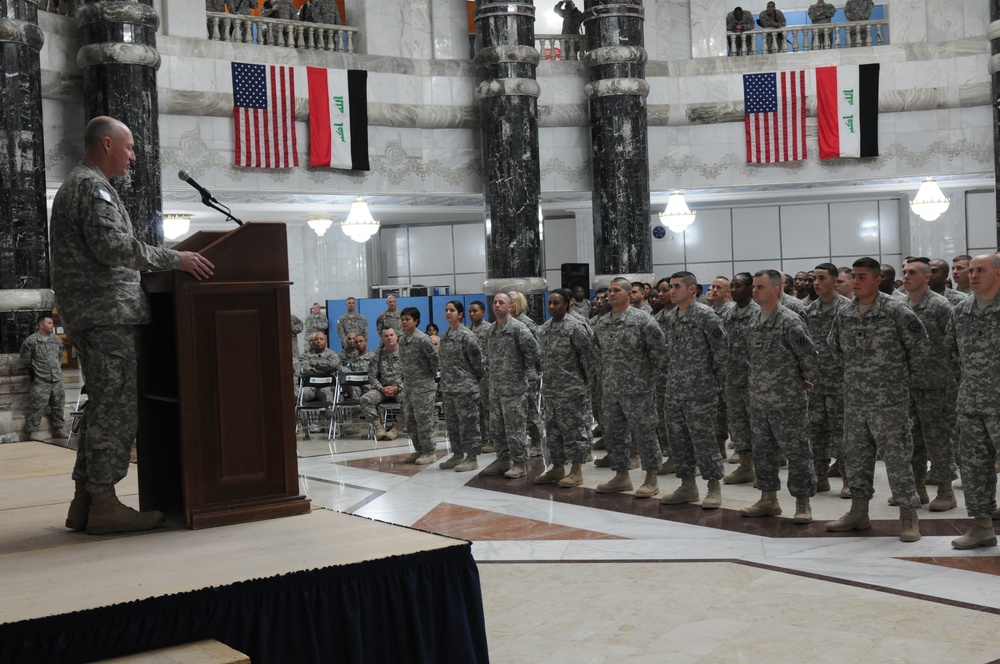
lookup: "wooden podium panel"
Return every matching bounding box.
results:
[139,223,310,528]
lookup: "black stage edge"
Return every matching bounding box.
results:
[0,542,490,664]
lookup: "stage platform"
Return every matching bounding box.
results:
[0,443,489,663]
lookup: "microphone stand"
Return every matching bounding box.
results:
[198,195,244,226]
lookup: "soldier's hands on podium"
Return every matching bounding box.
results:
[178,251,215,280]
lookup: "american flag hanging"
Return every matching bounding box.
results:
[232,62,299,168]
[743,71,807,164]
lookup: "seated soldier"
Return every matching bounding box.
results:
[358,328,404,440]
[342,334,376,435]
[296,331,339,402]
[340,332,359,365]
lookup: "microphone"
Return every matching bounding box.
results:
[178,170,217,203]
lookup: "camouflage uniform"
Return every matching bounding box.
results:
[470,320,492,444]
[439,325,485,456]
[943,289,969,307]
[303,0,340,23]
[50,161,181,493]
[375,309,403,337]
[486,317,539,463]
[290,315,303,356]
[589,312,606,428]
[261,0,295,19]
[517,312,545,448]
[592,307,665,472]
[907,290,958,485]
[711,301,736,445]
[304,313,328,337]
[399,329,439,454]
[747,305,817,497]
[336,312,368,347]
[539,315,599,465]
[574,297,591,319]
[722,301,760,455]
[653,308,673,453]
[780,292,808,320]
[339,345,358,367]
[829,292,928,509]
[359,346,404,421]
[295,347,339,401]
[947,292,1000,518]
[19,331,66,432]
[340,348,374,398]
[662,302,728,481]
[804,294,850,473]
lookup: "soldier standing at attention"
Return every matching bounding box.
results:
[536,289,600,489]
[468,300,493,453]
[827,257,928,542]
[722,273,759,485]
[898,258,958,511]
[481,293,539,479]
[336,297,368,348]
[805,263,851,495]
[592,278,665,496]
[438,300,485,472]
[50,116,214,535]
[741,270,818,523]
[376,294,403,337]
[398,307,439,465]
[20,315,68,441]
[660,271,729,509]
[947,254,1000,549]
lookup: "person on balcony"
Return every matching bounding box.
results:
[261,0,295,20]
[554,1,584,35]
[756,2,786,53]
[844,0,874,46]
[808,0,837,49]
[300,0,340,24]
[725,6,755,56]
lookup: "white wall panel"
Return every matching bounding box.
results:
[684,208,733,263]
[780,204,829,259]
[453,223,487,274]
[830,201,881,258]
[408,225,455,276]
[732,207,780,260]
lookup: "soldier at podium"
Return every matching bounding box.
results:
[50,116,214,536]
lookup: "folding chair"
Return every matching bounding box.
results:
[334,372,369,438]
[295,374,338,440]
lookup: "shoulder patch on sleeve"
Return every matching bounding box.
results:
[908,320,922,334]
[712,327,724,339]
[96,188,112,203]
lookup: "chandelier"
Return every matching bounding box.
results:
[658,191,696,234]
[340,198,381,243]
[163,214,191,240]
[909,178,950,221]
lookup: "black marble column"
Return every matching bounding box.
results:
[584,0,653,286]
[474,1,545,322]
[991,1,1000,246]
[79,0,163,247]
[0,0,51,354]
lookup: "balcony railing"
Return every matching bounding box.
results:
[207,12,357,52]
[726,19,888,55]
[535,34,585,61]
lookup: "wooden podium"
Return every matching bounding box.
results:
[138,222,310,528]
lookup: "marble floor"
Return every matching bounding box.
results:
[297,426,1000,663]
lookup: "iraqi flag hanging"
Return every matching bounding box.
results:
[307,68,370,170]
[817,63,879,159]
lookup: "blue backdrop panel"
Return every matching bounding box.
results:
[356,298,385,346]
[325,300,349,352]
[463,294,488,326]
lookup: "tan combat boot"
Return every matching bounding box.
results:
[928,483,957,512]
[65,481,90,531]
[826,497,871,532]
[702,480,723,510]
[480,458,512,476]
[840,477,851,498]
[793,497,812,524]
[916,481,930,505]
[415,451,437,465]
[504,461,527,479]
[952,517,998,550]
[740,490,781,517]
[899,506,921,542]
[439,452,464,470]
[454,454,479,472]
[723,453,755,485]
[534,465,566,484]
[657,457,676,476]
[558,462,584,487]
[86,487,165,535]
[634,471,659,498]
[596,471,633,494]
[660,477,699,505]
[629,454,640,470]
[594,455,611,468]
[816,473,830,492]
[373,420,391,441]
[53,427,69,439]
